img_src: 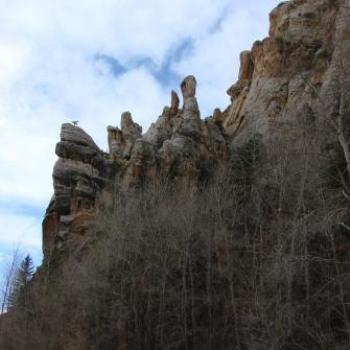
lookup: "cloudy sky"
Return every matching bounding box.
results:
[0,0,281,270]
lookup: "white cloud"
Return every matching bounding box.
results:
[0,212,42,248]
[0,0,281,263]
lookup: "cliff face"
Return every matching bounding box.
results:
[42,0,350,258]
[224,0,349,137]
[42,124,108,254]
[42,75,228,256]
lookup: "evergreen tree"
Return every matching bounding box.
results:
[8,255,34,309]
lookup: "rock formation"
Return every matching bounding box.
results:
[181,75,200,120]
[107,112,142,159]
[43,123,107,255]
[43,0,350,260]
[43,75,227,255]
[223,0,350,145]
[169,90,180,116]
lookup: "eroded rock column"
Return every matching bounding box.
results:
[181,75,200,120]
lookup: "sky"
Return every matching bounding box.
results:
[0,0,282,272]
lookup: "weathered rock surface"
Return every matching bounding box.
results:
[107,112,142,159]
[43,123,107,255]
[43,0,350,258]
[223,0,350,145]
[43,76,228,255]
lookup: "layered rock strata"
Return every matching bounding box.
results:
[43,124,107,255]
[43,75,227,255]
[43,0,350,257]
[224,0,350,144]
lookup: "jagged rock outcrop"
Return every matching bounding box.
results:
[125,75,226,187]
[169,90,180,116]
[181,75,200,120]
[107,112,142,159]
[223,0,350,145]
[43,76,228,254]
[43,123,107,255]
[43,0,350,259]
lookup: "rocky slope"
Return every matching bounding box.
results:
[43,0,350,259]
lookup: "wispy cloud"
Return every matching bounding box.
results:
[0,210,43,267]
[0,212,41,248]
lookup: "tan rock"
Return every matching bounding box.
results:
[43,0,350,262]
[121,111,142,141]
[169,90,180,116]
[180,75,196,98]
[107,112,142,159]
[181,75,200,119]
[107,126,123,157]
[43,123,107,256]
[223,0,342,138]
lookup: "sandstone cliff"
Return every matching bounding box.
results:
[224,0,349,137]
[43,0,350,260]
[43,75,228,257]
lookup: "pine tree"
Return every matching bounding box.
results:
[8,255,34,309]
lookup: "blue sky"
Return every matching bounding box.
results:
[0,0,281,271]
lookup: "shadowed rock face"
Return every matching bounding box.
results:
[43,0,350,259]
